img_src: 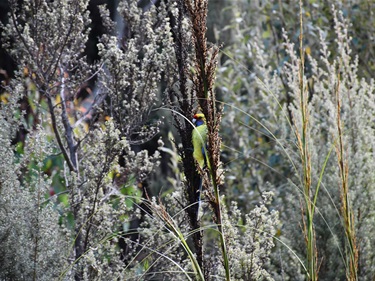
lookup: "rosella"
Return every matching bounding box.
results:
[192,113,208,169]
[192,113,209,217]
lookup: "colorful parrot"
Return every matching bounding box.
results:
[192,113,208,218]
[192,113,208,170]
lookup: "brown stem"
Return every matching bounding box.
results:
[46,95,76,172]
[59,70,78,170]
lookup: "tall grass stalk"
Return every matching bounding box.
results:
[334,71,358,280]
[296,1,317,280]
[184,0,230,279]
[149,202,205,281]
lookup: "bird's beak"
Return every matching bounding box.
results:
[192,118,197,124]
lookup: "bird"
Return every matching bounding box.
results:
[192,113,209,219]
[192,113,208,170]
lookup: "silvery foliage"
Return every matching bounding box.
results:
[97,1,175,144]
[217,1,375,279]
[3,0,92,92]
[276,9,375,280]
[0,83,69,280]
[224,192,279,281]
[0,0,173,279]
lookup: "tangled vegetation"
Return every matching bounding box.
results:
[0,0,374,280]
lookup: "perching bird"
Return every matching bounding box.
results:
[192,113,208,219]
[192,113,208,169]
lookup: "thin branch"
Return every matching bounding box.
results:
[46,95,76,172]
[59,67,78,171]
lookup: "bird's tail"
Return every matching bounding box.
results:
[197,176,203,220]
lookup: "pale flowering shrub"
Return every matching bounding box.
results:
[0,0,338,280]
[217,1,375,280]
[0,100,70,280]
[97,0,175,144]
[0,0,168,280]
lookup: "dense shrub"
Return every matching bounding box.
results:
[0,0,374,280]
